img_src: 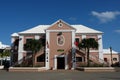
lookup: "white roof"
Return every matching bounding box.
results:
[11,33,19,37]
[19,25,102,34]
[103,49,119,54]
[19,25,49,34]
[71,25,103,34]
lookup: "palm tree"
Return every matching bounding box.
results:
[78,38,98,67]
[24,39,42,66]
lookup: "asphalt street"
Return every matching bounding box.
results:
[0,70,120,80]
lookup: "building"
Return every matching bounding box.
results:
[103,48,120,66]
[11,19,104,70]
[0,42,10,50]
[0,42,10,66]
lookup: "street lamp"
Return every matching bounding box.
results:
[110,46,113,66]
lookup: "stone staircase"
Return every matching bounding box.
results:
[12,47,45,67]
[76,48,107,65]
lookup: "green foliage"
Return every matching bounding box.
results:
[23,39,43,67]
[24,39,42,53]
[111,62,120,67]
[78,38,98,49]
[78,38,99,67]
[0,49,11,58]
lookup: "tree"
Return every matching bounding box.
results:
[0,49,11,65]
[24,39,42,66]
[0,49,4,65]
[78,38,98,67]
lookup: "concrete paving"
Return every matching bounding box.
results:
[0,70,120,80]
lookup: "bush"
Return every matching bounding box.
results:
[111,62,120,67]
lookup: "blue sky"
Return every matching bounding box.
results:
[0,0,120,52]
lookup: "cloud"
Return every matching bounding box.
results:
[91,11,120,23]
[115,30,120,33]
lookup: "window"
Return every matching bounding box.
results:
[113,58,117,61]
[75,38,79,43]
[75,38,79,46]
[104,58,107,62]
[76,57,82,62]
[26,38,32,43]
[58,23,63,27]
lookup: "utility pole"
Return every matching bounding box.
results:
[110,46,113,66]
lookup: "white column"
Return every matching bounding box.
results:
[45,31,50,70]
[72,31,76,70]
[53,55,57,70]
[98,35,103,60]
[82,34,86,39]
[82,34,87,62]
[65,55,68,70]
[11,37,15,44]
[18,35,24,63]
[35,35,40,40]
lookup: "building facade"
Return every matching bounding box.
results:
[0,42,11,66]
[11,19,104,70]
[103,49,120,66]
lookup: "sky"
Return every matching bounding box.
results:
[0,0,120,52]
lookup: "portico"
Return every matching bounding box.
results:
[45,20,76,70]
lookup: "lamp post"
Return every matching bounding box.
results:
[110,46,113,66]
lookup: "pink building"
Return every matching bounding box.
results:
[11,19,105,70]
[103,49,120,66]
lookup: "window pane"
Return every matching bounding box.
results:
[113,58,117,61]
[76,57,82,62]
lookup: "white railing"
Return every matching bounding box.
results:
[76,47,107,64]
[12,47,45,66]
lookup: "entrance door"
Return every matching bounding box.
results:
[57,57,65,69]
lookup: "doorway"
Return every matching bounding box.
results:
[57,57,65,69]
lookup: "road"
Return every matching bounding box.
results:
[0,70,120,80]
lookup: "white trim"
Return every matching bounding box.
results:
[98,35,103,60]
[82,35,86,39]
[72,31,76,70]
[90,50,99,52]
[57,35,65,46]
[58,23,63,27]
[35,35,40,40]
[45,32,50,70]
[46,30,75,32]
[53,55,57,70]
[65,55,68,70]
[18,36,24,63]
[72,31,76,48]
[53,55,68,70]
[46,19,76,31]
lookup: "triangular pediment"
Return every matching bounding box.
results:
[46,19,76,30]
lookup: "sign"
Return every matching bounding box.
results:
[57,49,64,52]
